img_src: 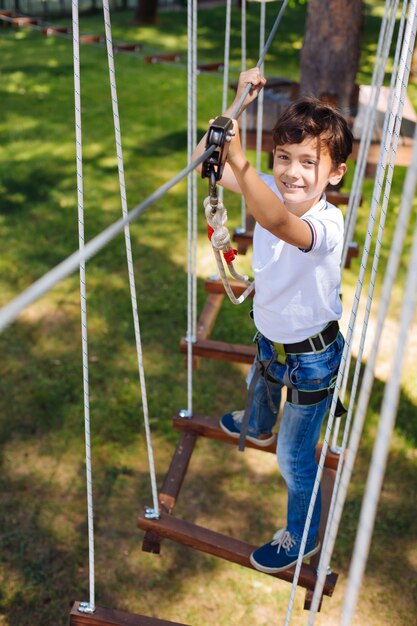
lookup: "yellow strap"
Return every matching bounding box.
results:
[273,342,287,365]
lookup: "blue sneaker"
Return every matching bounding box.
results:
[220,410,275,447]
[250,529,320,573]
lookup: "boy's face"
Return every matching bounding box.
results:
[272,136,347,215]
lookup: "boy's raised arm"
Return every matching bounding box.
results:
[191,68,266,194]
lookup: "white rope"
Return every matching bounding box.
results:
[284,4,416,620]
[102,0,159,517]
[186,0,198,416]
[240,0,247,232]
[340,138,417,626]
[333,0,403,449]
[255,0,266,173]
[192,0,198,348]
[71,0,95,612]
[307,6,417,622]
[319,0,410,565]
[340,0,398,269]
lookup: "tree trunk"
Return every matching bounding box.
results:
[134,0,158,25]
[299,0,363,113]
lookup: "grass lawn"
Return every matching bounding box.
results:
[0,2,416,625]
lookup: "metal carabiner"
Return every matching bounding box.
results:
[209,168,218,208]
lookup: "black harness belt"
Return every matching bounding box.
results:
[272,320,340,365]
[286,386,347,417]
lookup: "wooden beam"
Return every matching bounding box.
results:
[204,277,254,297]
[325,190,350,205]
[181,292,224,369]
[179,337,255,364]
[70,602,188,626]
[196,293,224,340]
[345,241,359,269]
[233,229,254,255]
[142,432,197,554]
[137,510,337,596]
[172,413,343,471]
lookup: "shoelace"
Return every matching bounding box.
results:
[232,409,244,424]
[270,529,297,553]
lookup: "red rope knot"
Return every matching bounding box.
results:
[223,248,238,264]
[207,225,215,240]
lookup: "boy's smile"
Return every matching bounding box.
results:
[273,137,346,216]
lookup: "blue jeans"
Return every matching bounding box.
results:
[245,331,344,541]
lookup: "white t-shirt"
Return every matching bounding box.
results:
[252,173,343,344]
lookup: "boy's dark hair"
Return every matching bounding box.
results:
[272,97,353,166]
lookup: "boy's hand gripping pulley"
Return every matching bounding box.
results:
[201,116,235,188]
[201,117,254,305]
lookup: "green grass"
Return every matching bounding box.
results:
[0,3,417,625]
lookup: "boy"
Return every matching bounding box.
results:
[193,67,352,573]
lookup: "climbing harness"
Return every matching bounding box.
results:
[238,321,347,452]
[202,116,255,305]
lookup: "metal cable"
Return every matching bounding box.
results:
[231,0,290,119]
[255,1,266,173]
[218,0,233,205]
[0,147,216,334]
[0,1,292,333]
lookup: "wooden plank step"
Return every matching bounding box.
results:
[70,602,188,626]
[172,413,343,471]
[144,53,181,64]
[179,336,255,365]
[137,510,337,596]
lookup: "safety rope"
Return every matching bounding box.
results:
[333,0,402,449]
[205,196,255,304]
[284,3,417,621]
[307,5,417,622]
[71,0,95,613]
[102,0,160,518]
